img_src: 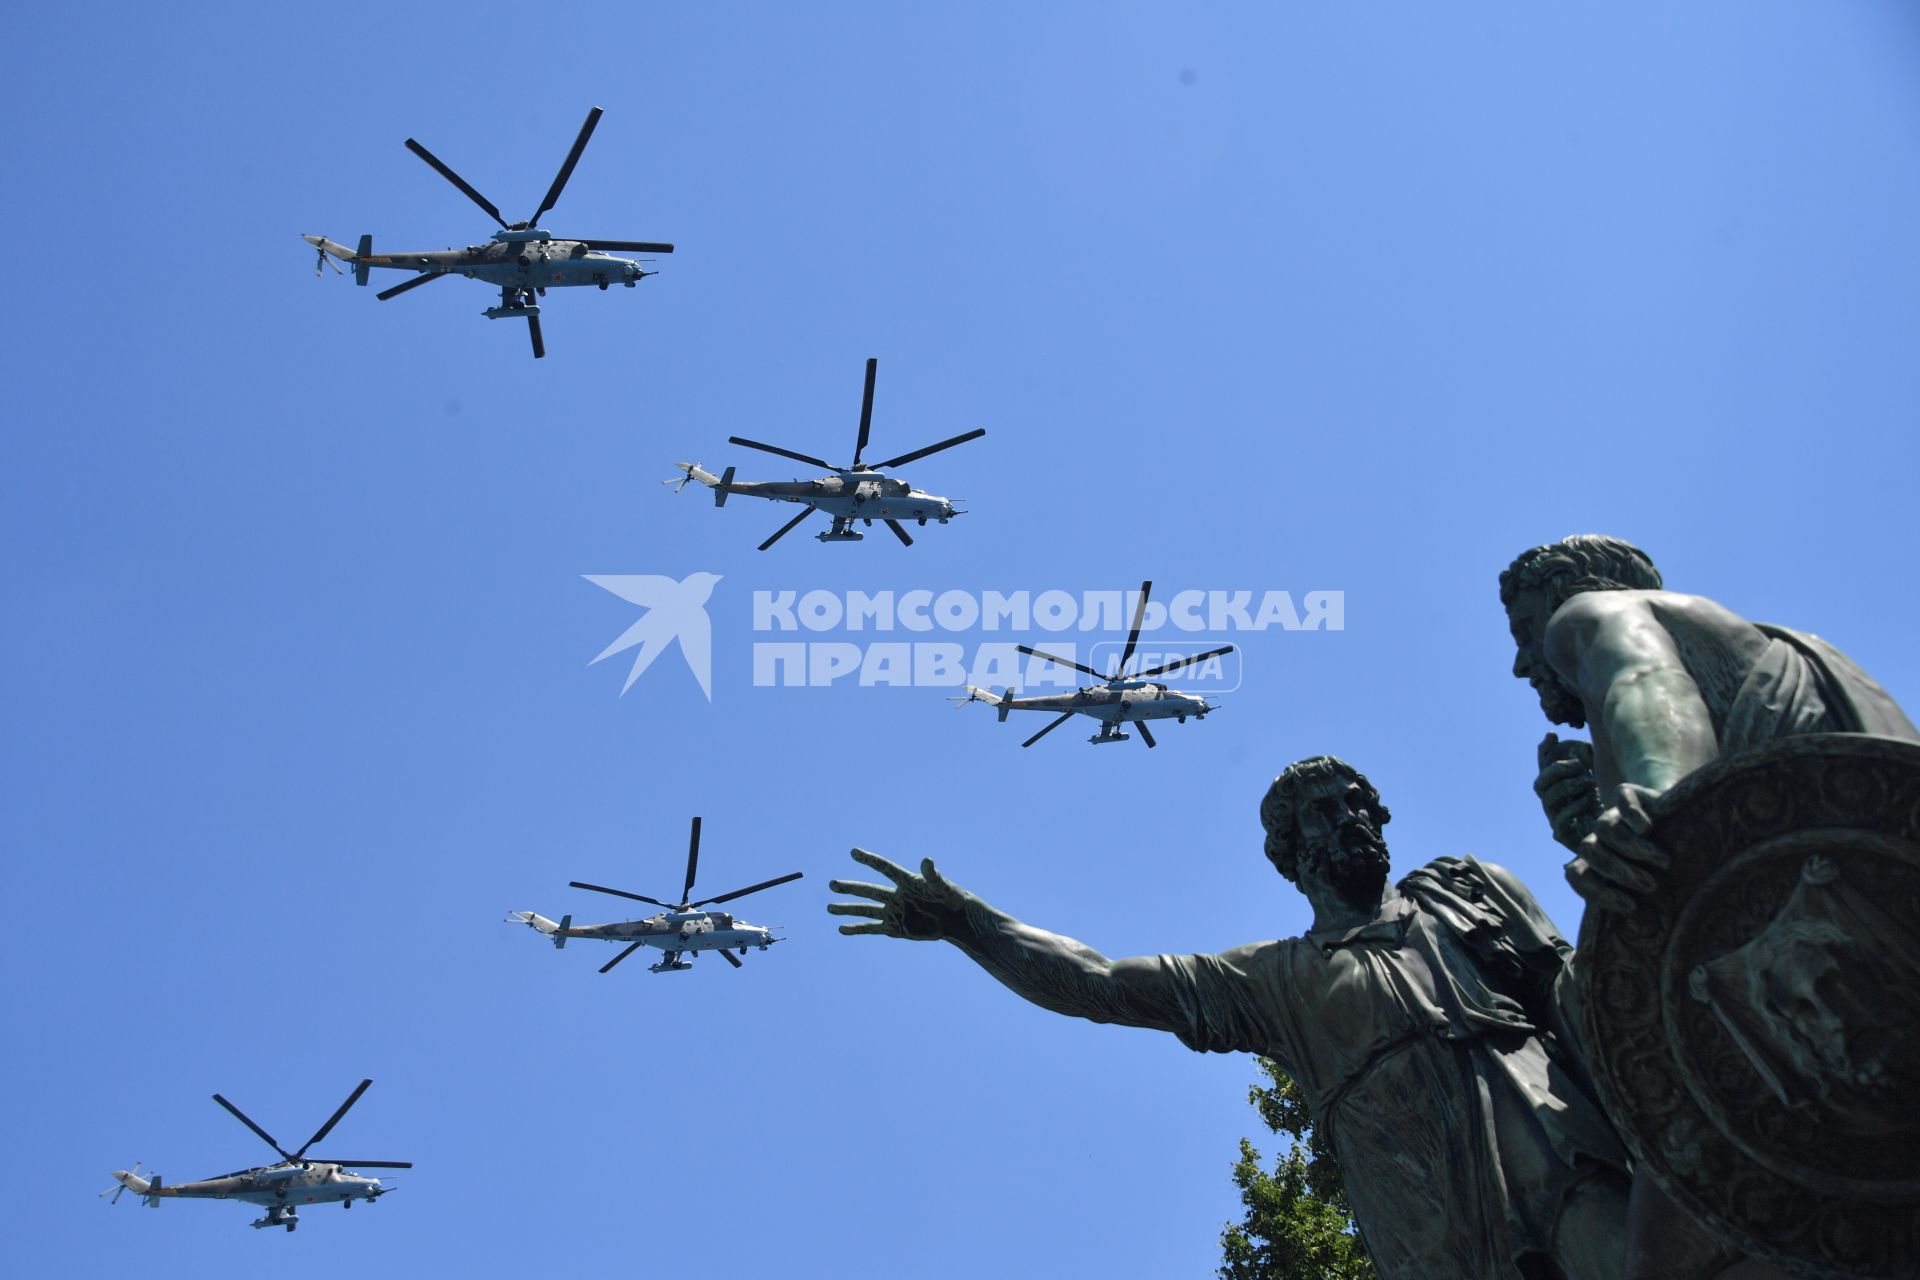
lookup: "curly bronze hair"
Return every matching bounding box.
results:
[1259,756,1390,887]
[1499,535,1663,615]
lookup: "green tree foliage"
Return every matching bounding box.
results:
[1219,1057,1375,1280]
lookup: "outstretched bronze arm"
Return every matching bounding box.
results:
[828,848,1191,1034]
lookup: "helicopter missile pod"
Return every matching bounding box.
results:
[953,579,1234,748]
[303,106,672,359]
[102,1079,410,1233]
[669,357,985,549]
[509,816,803,974]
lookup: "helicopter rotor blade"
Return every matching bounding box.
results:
[311,1159,413,1169]
[211,1094,293,1161]
[531,106,602,226]
[867,428,987,472]
[580,240,676,254]
[569,881,672,908]
[598,940,646,974]
[717,948,743,968]
[1136,721,1157,749]
[1133,644,1235,681]
[757,506,816,551]
[293,1079,372,1159]
[1022,711,1077,748]
[681,816,701,907]
[1117,580,1152,676]
[689,871,804,908]
[883,518,913,547]
[851,358,877,468]
[527,312,546,359]
[1017,644,1107,682]
[728,436,836,471]
[404,138,509,229]
[375,272,445,302]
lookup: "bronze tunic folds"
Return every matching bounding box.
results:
[1156,857,1626,1280]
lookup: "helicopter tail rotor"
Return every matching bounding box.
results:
[103,1165,152,1205]
[303,235,358,278]
[666,463,731,503]
[665,464,700,494]
[951,686,1016,721]
[506,910,569,948]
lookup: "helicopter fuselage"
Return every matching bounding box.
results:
[1005,681,1213,724]
[112,1162,388,1217]
[357,237,649,292]
[562,908,776,952]
[728,471,958,524]
[509,907,781,969]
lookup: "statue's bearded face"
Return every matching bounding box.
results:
[1507,589,1587,728]
[1291,776,1392,905]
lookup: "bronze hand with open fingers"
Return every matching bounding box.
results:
[828,847,969,941]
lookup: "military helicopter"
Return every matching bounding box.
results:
[303,106,673,358]
[102,1079,410,1233]
[953,580,1233,747]
[669,358,985,548]
[508,816,803,974]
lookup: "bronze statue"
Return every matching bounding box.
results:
[1502,537,1919,1279]
[830,756,1641,1280]
[1500,534,1917,913]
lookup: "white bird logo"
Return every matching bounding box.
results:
[584,572,723,699]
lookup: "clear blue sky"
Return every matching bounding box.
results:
[6,3,1918,1276]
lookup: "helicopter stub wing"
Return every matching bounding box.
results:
[579,239,675,254]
